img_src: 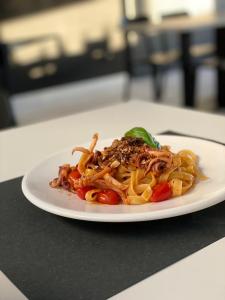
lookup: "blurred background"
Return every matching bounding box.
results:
[0,0,225,129]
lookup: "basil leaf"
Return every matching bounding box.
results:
[124,127,160,149]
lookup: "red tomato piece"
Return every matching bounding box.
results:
[68,169,81,188]
[76,186,93,200]
[151,182,172,202]
[97,190,121,205]
[68,169,81,180]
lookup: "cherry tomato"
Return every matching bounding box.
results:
[68,169,81,188]
[76,186,93,200]
[151,182,172,202]
[97,190,121,205]
[68,169,81,180]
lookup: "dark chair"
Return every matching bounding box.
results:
[85,37,112,61]
[146,12,215,101]
[122,14,182,101]
[0,43,16,128]
[5,34,65,87]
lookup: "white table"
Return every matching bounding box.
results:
[126,14,225,33]
[1,100,225,299]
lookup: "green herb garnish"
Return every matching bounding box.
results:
[125,127,160,149]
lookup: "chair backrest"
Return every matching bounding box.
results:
[161,11,189,20]
[85,36,110,61]
[0,34,67,93]
[138,11,190,59]
[121,0,149,25]
[0,43,11,90]
[159,11,189,52]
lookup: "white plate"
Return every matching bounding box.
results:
[22,135,225,222]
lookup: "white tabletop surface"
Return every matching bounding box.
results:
[109,238,225,300]
[0,99,225,299]
[0,271,28,300]
[1,99,225,183]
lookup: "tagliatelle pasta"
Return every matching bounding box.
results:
[50,131,207,205]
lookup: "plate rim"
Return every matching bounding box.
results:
[21,135,225,222]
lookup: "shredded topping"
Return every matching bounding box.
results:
[90,137,173,174]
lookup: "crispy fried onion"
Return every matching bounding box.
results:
[72,133,99,175]
[71,166,111,189]
[72,147,90,155]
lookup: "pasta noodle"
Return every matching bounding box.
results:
[50,133,207,205]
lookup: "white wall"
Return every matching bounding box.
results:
[1,0,123,62]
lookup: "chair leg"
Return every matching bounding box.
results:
[0,89,16,129]
[183,65,196,107]
[180,32,196,107]
[122,74,132,101]
[217,68,225,108]
[216,27,225,108]
[151,65,163,101]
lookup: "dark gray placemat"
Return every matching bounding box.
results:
[0,133,225,300]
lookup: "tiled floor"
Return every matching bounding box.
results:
[11,68,224,127]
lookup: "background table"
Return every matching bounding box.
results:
[0,100,225,300]
[123,13,225,107]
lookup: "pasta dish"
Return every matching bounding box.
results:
[50,128,207,205]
